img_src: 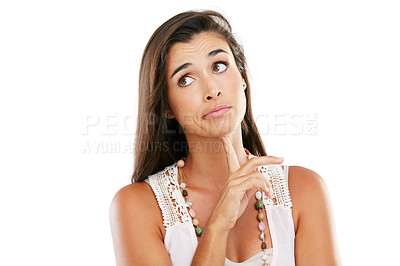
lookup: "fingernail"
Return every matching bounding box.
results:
[277,157,284,160]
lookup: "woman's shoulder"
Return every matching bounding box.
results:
[110,161,178,226]
[287,165,327,198]
[109,182,172,264]
[111,182,153,202]
[286,165,330,232]
[110,182,159,218]
[109,181,163,235]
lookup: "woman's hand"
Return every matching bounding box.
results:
[207,136,284,233]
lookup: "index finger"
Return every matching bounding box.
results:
[237,156,284,177]
[220,136,240,175]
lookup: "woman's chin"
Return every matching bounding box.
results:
[181,115,242,138]
[200,122,239,138]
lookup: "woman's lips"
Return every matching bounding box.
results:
[203,105,232,118]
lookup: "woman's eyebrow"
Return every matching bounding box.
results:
[171,62,192,79]
[170,49,228,79]
[208,48,228,57]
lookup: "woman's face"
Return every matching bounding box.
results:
[166,31,246,139]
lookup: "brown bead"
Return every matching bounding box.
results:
[261,241,267,250]
[257,212,265,221]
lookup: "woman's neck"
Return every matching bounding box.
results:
[182,128,248,190]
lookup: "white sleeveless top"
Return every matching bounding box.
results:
[144,156,295,266]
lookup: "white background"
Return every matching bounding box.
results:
[1,0,399,265]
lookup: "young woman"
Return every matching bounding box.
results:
[110,10,341,266]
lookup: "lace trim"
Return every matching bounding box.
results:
[145,163,192,228]
[245,154,292,209]
[259,164,293,209]
[145,159,292,229]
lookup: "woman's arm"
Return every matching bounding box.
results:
[109,183,172,266]
[289,166,341,266]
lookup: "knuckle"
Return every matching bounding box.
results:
[251,156,262,163]
[226,180,235,188]
[227,179,240,188]
[227,183,234,190]
[229,172,237,179]
[229,184,240,193]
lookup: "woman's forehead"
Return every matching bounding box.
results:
[167,32,232,64]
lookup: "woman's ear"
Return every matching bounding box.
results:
[243,79,247,90]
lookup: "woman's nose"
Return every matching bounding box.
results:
[204,89,221,101]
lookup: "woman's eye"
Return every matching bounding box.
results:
[178,76,194,87]
[212,62,227,73]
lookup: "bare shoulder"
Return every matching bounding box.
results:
[109,182,171,265]
[109,181,163,238]
[284,166,329,231]
[286,166,328,207]
[110,182,157,213]
[110,183,155,222]
[285,165,341,265]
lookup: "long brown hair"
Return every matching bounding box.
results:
[132,10,267,182]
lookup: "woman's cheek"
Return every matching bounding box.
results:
[174,96,200,123]
[224,72,242,92]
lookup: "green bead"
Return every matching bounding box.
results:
[195,226,203,236]
[256,200,264,210]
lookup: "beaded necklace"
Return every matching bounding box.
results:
[177,148,271,265]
